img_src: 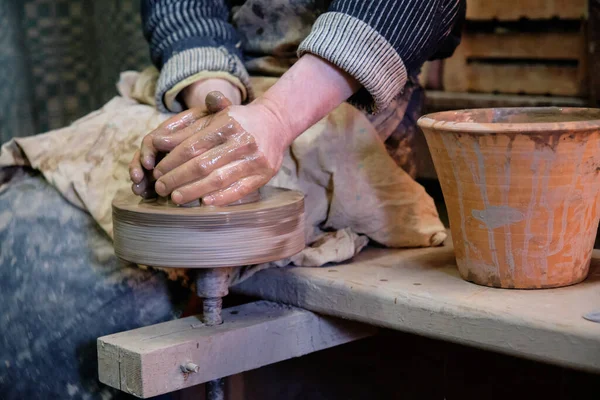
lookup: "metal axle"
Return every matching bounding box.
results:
[196,268,233,400]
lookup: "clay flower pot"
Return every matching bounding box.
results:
[418,107,600,289]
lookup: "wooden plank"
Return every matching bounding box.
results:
[233,236,600,373]
[423,91,586,112]
[443,29,587,96]
[97,339,121,389]
[590,0,600,105]
[466,0,588,20]
[458,31,584,60]
[448,63,583,96]
[97,301,375,398]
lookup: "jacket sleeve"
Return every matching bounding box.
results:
[298,0,465,113]
[141,0,252,113]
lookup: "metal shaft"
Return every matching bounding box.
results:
[196,269,230,400]
[202,297,223,325]
[204,297,224,400]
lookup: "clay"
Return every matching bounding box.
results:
[418,107,600,289]
[112,186,305,268]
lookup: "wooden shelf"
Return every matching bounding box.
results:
[443,27,588,97]
[465,0,588,21]
[233,234,600,373]
[424,91,587,112]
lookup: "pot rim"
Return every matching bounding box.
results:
[417,107,600,134]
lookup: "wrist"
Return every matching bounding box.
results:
[253,54,359,140]
[245,100,296,149]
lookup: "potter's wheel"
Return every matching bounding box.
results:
[112,186,305,400]
[112,187,305,268]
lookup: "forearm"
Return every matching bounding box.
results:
[297,0,465,113]
[252,54,360,146]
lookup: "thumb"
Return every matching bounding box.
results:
[205,91,233,114]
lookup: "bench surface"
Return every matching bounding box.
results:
[233,237,600,373]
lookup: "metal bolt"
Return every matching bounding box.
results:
[181,362,199,373]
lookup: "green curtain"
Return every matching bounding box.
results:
[0,0,151,144]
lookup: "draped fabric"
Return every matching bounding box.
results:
[0,0,150,144]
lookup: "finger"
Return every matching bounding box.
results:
[128,150,144,184]
[140,108,210,169]
[205,91,232,114]
[131,169,157,199]
[160,107,212,134]
[140,133,159,170]
[169,160,251,204]
[151,93,231,154]
[203,175,269,206]
[131,179,150,197]
[154,137,255,196]
[131,179,157,199]
[153,123,244,180]
[151,121,212,154]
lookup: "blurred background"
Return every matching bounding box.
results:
[0,0,149,144]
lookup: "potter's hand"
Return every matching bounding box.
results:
[129,91,232,198]
[132,53,360,202]
[150,100,293,206]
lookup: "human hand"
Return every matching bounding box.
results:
[130,54,359,203]
[150,99,294,206]
[128,91,233,198]
[181,78,242,110]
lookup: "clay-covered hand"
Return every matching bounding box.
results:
[150,101,294,206]
[128,91,232,198]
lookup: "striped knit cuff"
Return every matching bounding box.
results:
[155,46,253,113]
[298,12,408,114]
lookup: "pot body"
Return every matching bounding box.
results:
[419,108,600,288]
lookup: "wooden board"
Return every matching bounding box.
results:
[451,63,583,96]
[466,0,588,20]
[444,30,588,96]
[589,0,600,105]
[233,236,600,373]
[98,301,375,398]
[423,91,586,112]
[454,31,584,60]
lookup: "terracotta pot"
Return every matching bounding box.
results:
[418,107,600,289]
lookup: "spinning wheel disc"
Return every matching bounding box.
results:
[112,187,305,268]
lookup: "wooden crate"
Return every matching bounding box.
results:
[466,0,588,21]
[443,29,588,96]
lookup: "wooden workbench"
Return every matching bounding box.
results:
[233,235,600,373]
